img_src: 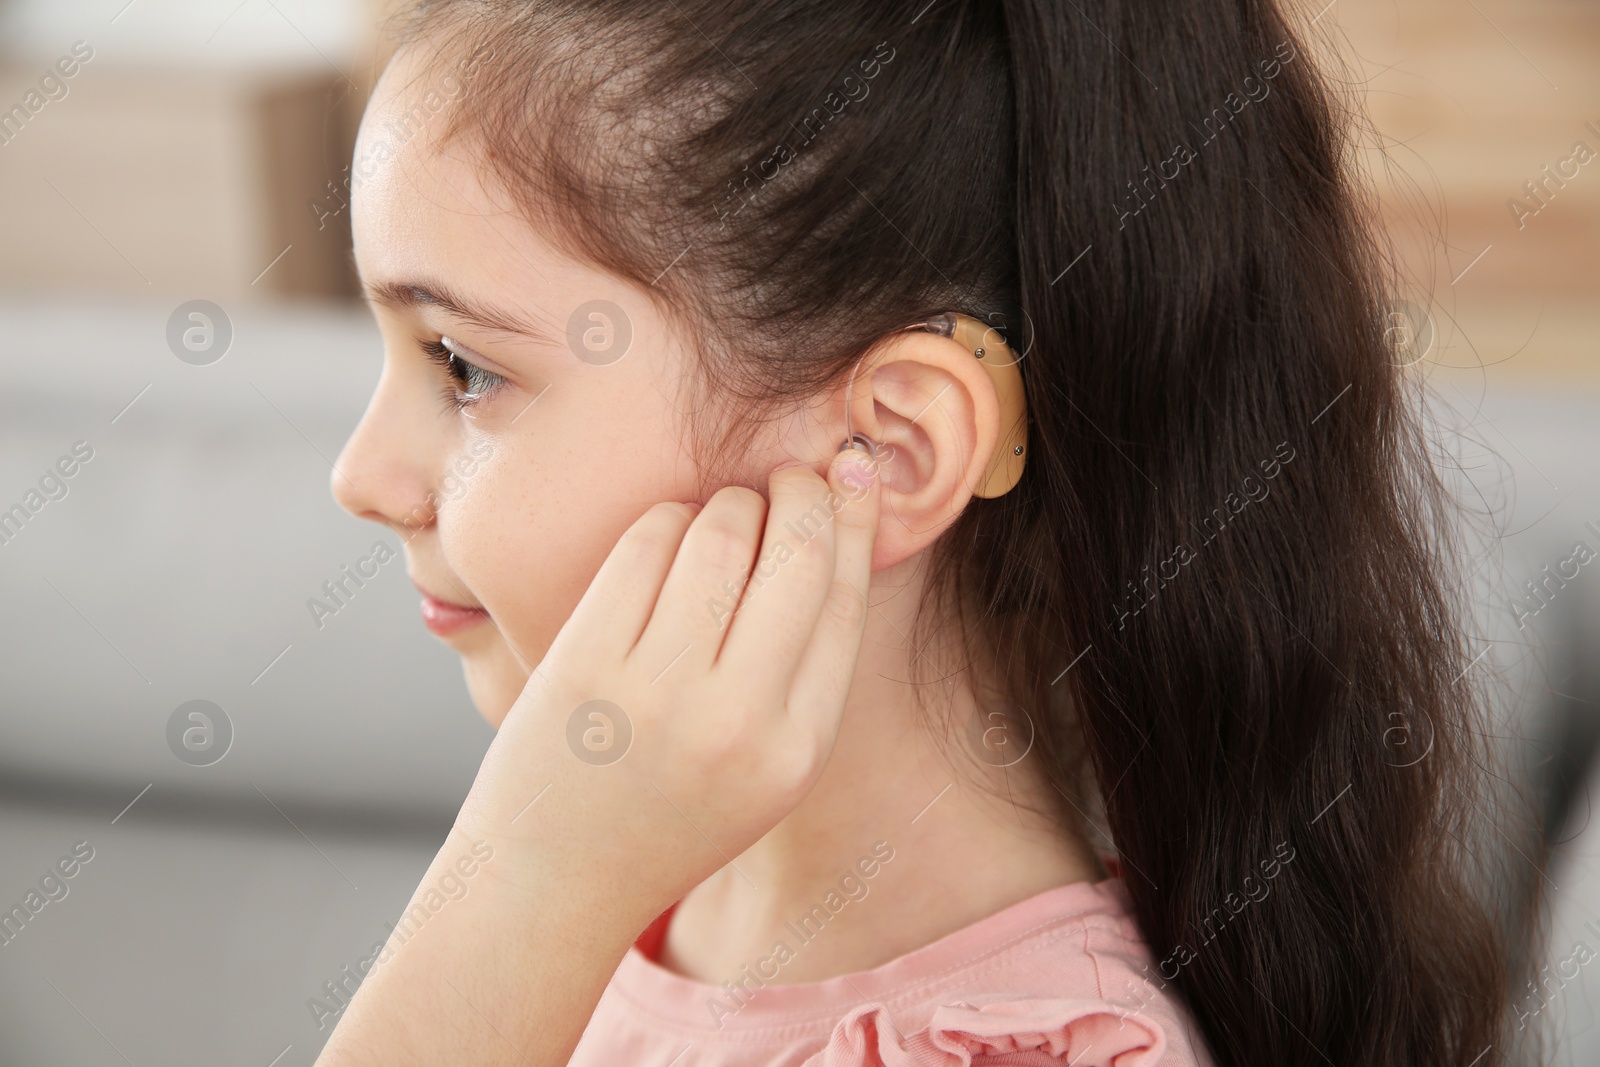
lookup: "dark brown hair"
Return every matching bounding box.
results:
[385,1,1534,1062]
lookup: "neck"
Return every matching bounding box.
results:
[658,552,1105,985]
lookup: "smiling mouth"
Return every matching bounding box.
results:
[414,583,491,637]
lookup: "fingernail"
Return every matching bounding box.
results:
[836,448,875,491]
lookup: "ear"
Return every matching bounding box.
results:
[840,329,1004,572]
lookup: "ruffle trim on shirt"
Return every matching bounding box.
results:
[807,996,1168,1066]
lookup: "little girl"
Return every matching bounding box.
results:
[317,1,1524,1064]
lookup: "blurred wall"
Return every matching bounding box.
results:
[1344,0,1599,388]
[0,0,374,303]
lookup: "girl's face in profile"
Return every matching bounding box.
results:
[334,44,800,725]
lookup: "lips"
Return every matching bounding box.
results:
[414,580,490,637]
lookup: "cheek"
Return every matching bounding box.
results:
[439,431,692,668]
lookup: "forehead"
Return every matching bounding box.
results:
[350,41,562,305]
[347,40,693,385]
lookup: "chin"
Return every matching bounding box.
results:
[459,666,507,728]
[459,649,535,729]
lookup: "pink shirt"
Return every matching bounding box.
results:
[568,876,1219,1066]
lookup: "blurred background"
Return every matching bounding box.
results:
[0,0,1595,1063]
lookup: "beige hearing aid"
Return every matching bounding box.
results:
[839,312,1028,499]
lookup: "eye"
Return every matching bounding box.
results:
[420,336,508,413]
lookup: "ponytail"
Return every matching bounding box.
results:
[994,1,1522,1062]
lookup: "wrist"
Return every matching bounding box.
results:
[448,807,674,946]
[453,732,713,937]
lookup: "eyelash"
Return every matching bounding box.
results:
[420,337,508,412]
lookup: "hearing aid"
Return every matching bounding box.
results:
[838,312,1028,498]
[837,369,882,459]
[836,432,879,458]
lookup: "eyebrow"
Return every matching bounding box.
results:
[363,277,560,345]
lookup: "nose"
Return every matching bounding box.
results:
[332,364,440,540]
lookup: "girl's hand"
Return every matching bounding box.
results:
[314,449,881,1067]
[456,446,882,929]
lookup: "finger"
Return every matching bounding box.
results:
[781,446,880,737]
[713,461,841,696]
[554,501,699,662]
[629,484,766,681]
